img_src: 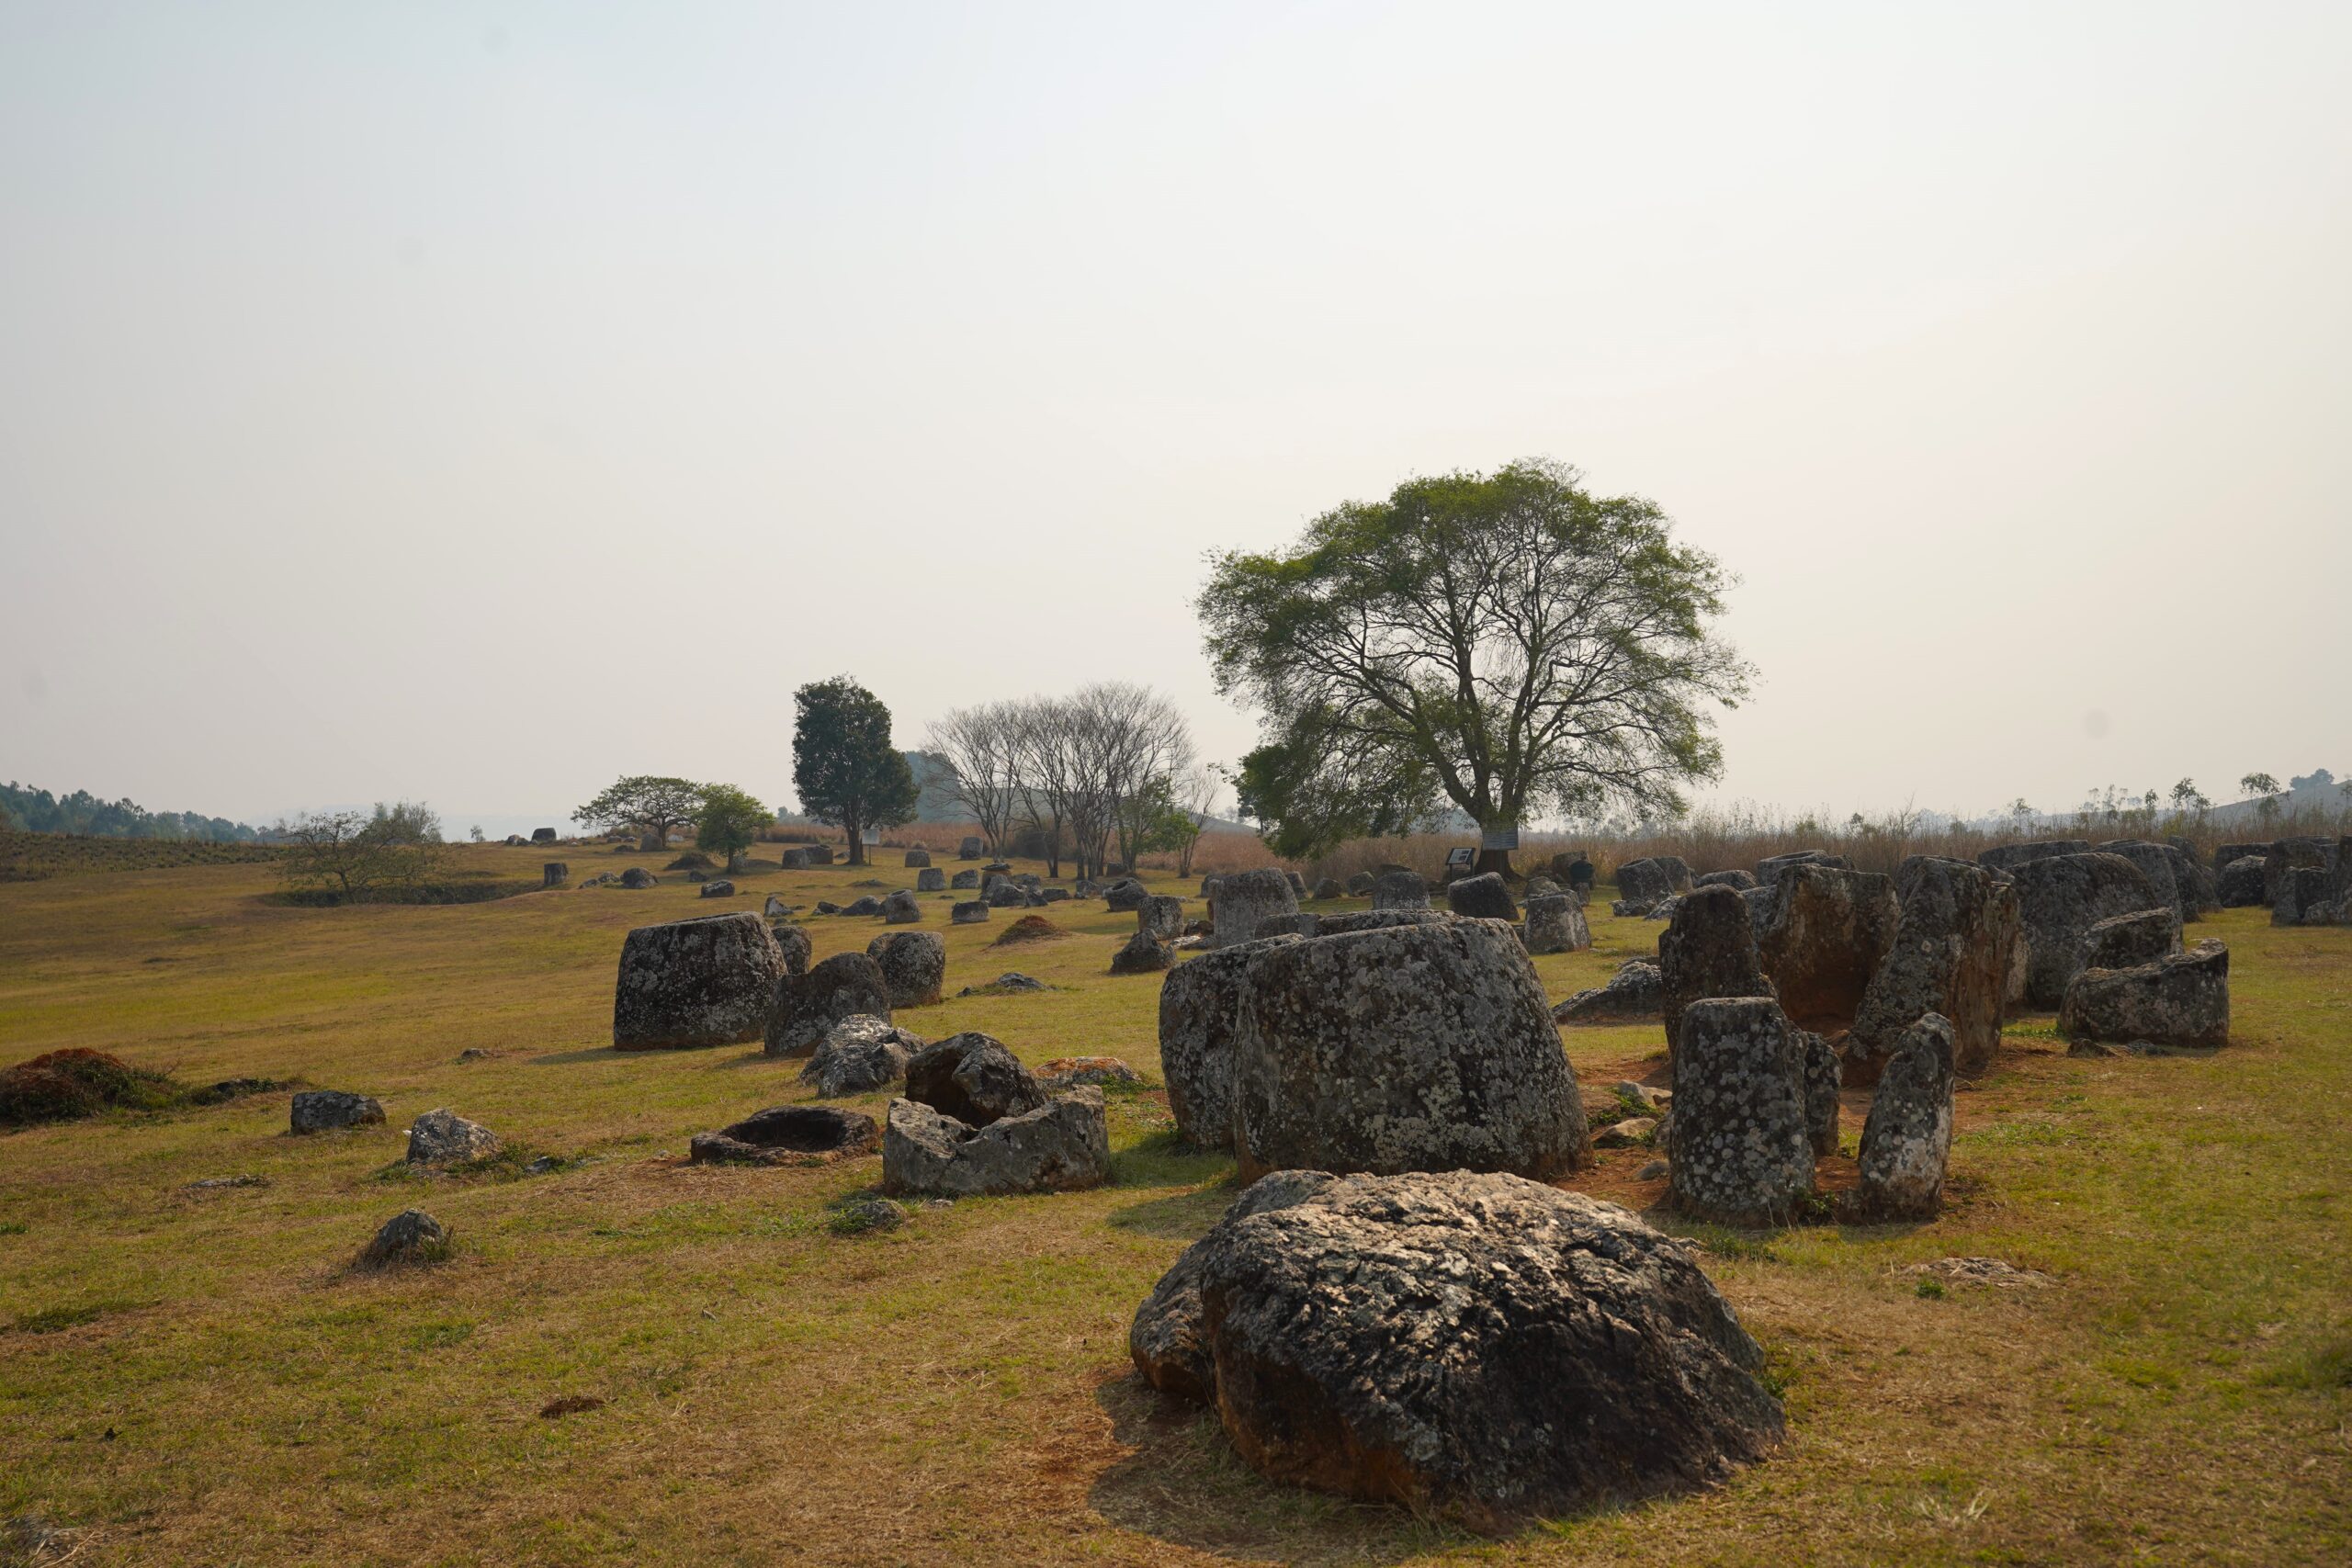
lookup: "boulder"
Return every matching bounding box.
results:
[772,923,811,977]
[2078,908,2180,972]
[290,1089,384,1134]
[1754,850,1849,887]
[1199,874,1225,900]
[1666,998,1815,1226]
[903,848,931,868]
[798,1014,924,1097]
[1158,936,1304,1149]
[2214,840,2272,877]
[1694,869,1758,891]
[613,912,790,1051]
[1226,919,1590,1182]
[1135,1169,1782,1530]
[1137,895,1185,942]
[763,892,789,917]
[984,860,1013,875]
[360,1209,449,1268]
[1978,840,2091,874]
[542,862,569,888]
[1846,857,2018,1082]
[1110,931,1175,975]
[698,878,736,898]
[2272,847,2351,926]
[1841,1013,1955,1222]
[865,930,946,1008]
[1104,878,1148,913]
[782,848,811,869]
[950,899,990,925]
[950,869,979,890]
[2166,842,2221,914]
[1444,871,1518,922]
[2059,940,2231,1049]
[2097,840,2189,925]
[804,843,835,865]
[1310,876,1344,900]
[763,952,892,1057]
[903,1032,1046,1125]
[1797,1028,1840,1156]
[1040,886,1070,903]
[1371,869,1431,910]
[1345,872,1375,897]
[813,900,842,916]
[915,867,945,892]
[406,1109,499,1167]
[1521,892,1591,955]
[531,828,558,844]
[881,1089,1111,1196]
[1313,908,1447,935]
[1614,856,1692,911]
[985,880,1029,908]
[1552,958,1663,1022]
[618,867,657,889]
[2216,855,2267,908]
[1211,867,1300,948]
[689,1105,878,1164]
[880,889,922,924]
[1658,886,1773,1054]
[1524,874,1562,897]
[1284,870,1309,900]
[1757,865,1900,1025]
[2008,852,2163,1007]
[958,836,983,860]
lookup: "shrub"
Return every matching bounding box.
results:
[0,1049,188,1126]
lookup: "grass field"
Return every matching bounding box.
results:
[0,844,2346,1566]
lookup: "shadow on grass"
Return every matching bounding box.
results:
[1109,1128,1232,1193]
[1105,1182,1241,1243]
[1086,1371,1462,1565]
[527,1047,626,1066]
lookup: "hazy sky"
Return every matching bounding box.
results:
[5,1,2346,831]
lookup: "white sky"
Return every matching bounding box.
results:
[4,1,2346,829]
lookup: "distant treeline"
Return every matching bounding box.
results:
[0,781,261,843]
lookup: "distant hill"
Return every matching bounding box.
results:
[0,781,259,843]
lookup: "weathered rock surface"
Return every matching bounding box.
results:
[407,1109,499,1166]
[1345,872,1375,897]
[1754,850,1849,887]
[865,930,946,1008]
[2008,852,2163,1007]
[542,862,568,888]
[1667,998,1814,1226]
[618,866,657,889]
[1311,876,1344,900]
[781,849,810,870]
[1110,930,1175,974]
[1371,869,1431,910]
[2216,855,2267,908]
[1553,958,1663,1021]
[1797,1028,1840,1156]
[1846,857,2018,1082]
[914,867,946,893]
[1842,1012,1955,1222]
[1314,908,1448,936]
[1137,895,1186,942]
[1659,886,1773,1054]
[690,1105,878,1164]
[1614,855,1692,912]
[1758,865,1900,1024]
[1445,872,1519,922]
[1694,869,1758,891]
[2097,840,2189,925]
[902,1032,1046,1126]
[770,922,811,977]
[1978,840,2091,874]
[290,1089,384,1134]
[2078,908,2180,972]
[1135,1170,1783,1530]
[1227,919,1590,1181]
[798,1014,924,1096]
[2059,939,2230,1049]
[763,952,893,1056]
[697,878,736,898]
[958,836,984,859]
[360,1209,449,1268]
[840,896,884,917]
[1522,892,1591,954]
[903,847,931,868]
[950,899,989,924]
[1158,936,1302,1149]
[881,1089,1110,1196]
[880,889,922,924]
[1211,867,1301,948]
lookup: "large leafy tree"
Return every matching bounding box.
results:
[792,677,919,867]
[571,775,706,845]
[693,784,770,867]
[1199,458,1750,869]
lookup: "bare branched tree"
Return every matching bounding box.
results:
[927,702,1027,856]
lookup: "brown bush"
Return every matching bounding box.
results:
[0,1048,188,1126]
[989,915,1067,947]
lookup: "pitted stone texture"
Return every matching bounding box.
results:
[1978,840,2091,874]
[797,1015,925,1096]
[1758,865,1900,1025]
[690,1105,877,1164]
[2216,856,2267,908]
[1553,958,1663,1022]
[290,1089,384,1134]
[619,866,657,888]
[1659,886,1773,1054]
[1843,1012,1955,1222]
[613,913,794,1051]
[1667,998,1815,1227]
[914,867,946,892]
[958,836,983,859]
[902,1032,1046,1126]
[2009,852,2163,1007]
[2078,908,2181,972]
[1211,867,1301,948]
[903,847,931,868]
[1285,870,1309,900]
[1445,872,1519,922]
[1111,931,1175,975]
[769,923,811,978]
[950,868,979,890]
[881,1089,1110,1196]
[1371,869,1432,910]
[984,880,1029,908]
[950,900,989,924]
[1137,896,1186,942]
[1522,892,1591,955]
[1158,937,1304,1151]
[781,849,810,870]
[1129,1170,1338,1402]
[763,953,893,1057]
[1613,856,1692,912]
[2097,840,2190,925]
[1695,869,1758,891]
[1138,1170,1782,1531]
[2059,940,2230,1049]
[880,889,922,924]
[1226,919,1590,1182]
[865,930,946,1009]
[361,1209,449,1268]
[1847,857,2018,1082]
[1798,1028,1840,1156]
[407,1109,499,1166]
[1316,908,1449,935]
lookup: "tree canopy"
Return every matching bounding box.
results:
[1198,458,1749,860]
[792,677,919,867]
[571,776,706,842]
[693,784,769,864]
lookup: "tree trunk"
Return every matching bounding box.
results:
[845,815,865,867]
[1474,848,1516,880]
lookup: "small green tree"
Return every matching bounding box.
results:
[274,807,447,900]
[571,776,706,844]
[694,784,769,867]
[2241,772,2281,825]
[792,677,919,868]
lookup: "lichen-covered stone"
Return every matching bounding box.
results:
[901,1032,1046,1126]
[1659,886,1773,1054]
[290,1089,384,1134]
[1846,857,2017,1082]
[903,847,931,868]
[1841,1013,1955,1222]
[406,1109,499,1166]
[2058,939,2230,1049]
[1758,865,1900,1025]
[1553,958,1663,1022]
[865,930,946,1009]
[1137,1170,1782,1531]
[1158,936,1302,1150]
[1613,855,1692,912]
[1371,869,1431,910]
[1110,930,1175,975]
[1521,892,1591,955]
[2078,908,2180,972]
[2008,852,2163,1008]
[1667,998,1814,1226]
[1313,908,1447,936]
[880,889,922,924]
[950,899,989,924]
[1694,869,1758,891]
[619,866,657,888]
[1137,896,1185,942]
[1797,1027,1840,1156]
[2097,840,2189,925]
[763,952,893,1057]
[881,1089,1110,1196]
[360,1209,449,1268]
[689,1104,877,1164]
[1211,868,1300,948]
[1129,1170,1336,1402]
[1445,872,1518,922]
[797,1014,924,1096]
[2216,855,2267,908]
[1227,919,1590,1182]
[612,913,789,1052]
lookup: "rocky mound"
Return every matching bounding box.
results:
[989,915,1066,946]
